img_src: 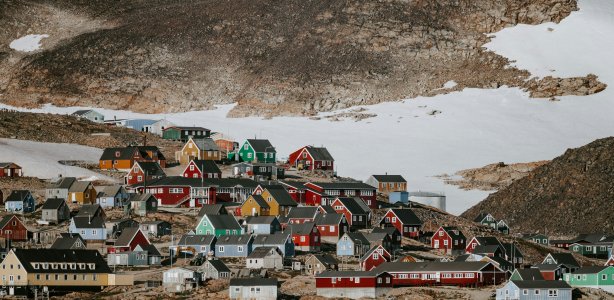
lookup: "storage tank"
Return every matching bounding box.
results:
[408,191,446,212]
[389,191,409,204]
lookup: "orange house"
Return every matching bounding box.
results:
[99,146,166,170]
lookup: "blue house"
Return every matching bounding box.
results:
[496,280,572,300]
[215,235,254,258]
[252,232,295,258]
[5,190,36,214]
[69,216,107,241]
[337,232,371,257]
[245,216,281,234]
[123,119,158,132]
[96,185,129,208]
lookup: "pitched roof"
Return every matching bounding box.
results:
[229,277,277,287]
[206,259,230,273]
[310,182,375,190]
[572,266,609,274]
[510,280,571,289]
[441,226,466,240]
[289,222,316,235]
[319,205,336,214]
[371,175,407,183]
[42,198,66,210]
[245,216,278,225]
[473,245,502,255]
[374,261,494,272]
[266,187,298,206]
[72,109,95,116]
[114,228,146,247]
[47,177,77,189]
[177,234,216,246]
[502,243,524,258]
[76,204,103,217]
[5,190,32,202]
[246,139,275,153]
[315,213,343,226]
[134,161,166,176]
[473,212,493,223]
[316,270,379,278]
[140,244,161,256]
[336,197,371,215]
[203,178,260,188]
[192,160,221,174]
[130,176,211,188]
[513,269,544,280]
[198,204,227,216]
[546,253,580,268]
[50,236,85,250]
[311,254,338,267]
[532,264,561,271]
[363,232,390,244]
[389,209,422,225]
[166,126,210,132]
[72,216,105,228]
[343,232,370,245]
[305,146,334,161]
[204,214,242,230]
[216,234,254,245]
[68,181,92,193]
[287,207,319,219]
[192,138,219,151]
[249,194,270,209]
[12,249,111,273]
[0,215,21,229]
[100,146,165,161]
[129,193,156,203]
[361,245,390,261]
[252,232,291,245]
[371,227,400,236]
[247,247,280,259]
[473,236,503,247]
[97,185,124,198]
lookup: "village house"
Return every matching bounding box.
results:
[238,139,276,163]
[99,146,166,171]
[542,253,581,275]
[229,278,278,300]
[361,245,391,271]
[0,215,30,241]
[243,187,297,217]
[163,267,200,293]
[144,119,175,136]
[522,233,550,246]
[496,280,572,300]
[315,270,394,299]
[510,269,545,281]
[5,190,35,214]
[288,145,335,171]
[183,159,222,179]
[68,181,97,204]
[503,243,524,265]
[240,194,271,217]
[466,236,504,254]
[606,256,614,266]
[199,259,231,280]
[77,204,106,219]
[204,178,260,203]
[69,216,107,241]
[128,193,158,216]
[473,213,498,229]
[246,247,283,269]
[337,232,371,257]
[232,162,285,180]
[198,203,228,216]
[176,137,221,164]
[211,132,238,157]
[125,161,166,185]
[496,220,510,235]
[569,241,613,259]
[331,197,371,230]
[373,227,402,249]
[41,198,70,224]
[134,176,216,207]
[289,222,321,252]
[287,206,320,225]
[122,119,157,132]
[305,254,339,275]
[366,175,408,195]
[252,232,295,258]
[163,126,211,142]
[245,216,281,234]
[304,182,377,208]
[106,219,139,239]
[195,214,243,236]
[278,181,307,204]
[45,177,77,200]
[139,220,172,237]
[0,162,22,178]
[215,235,254,258]
[564,266,614,293]
[363,232,394,253]
[107,228,161,266]
[532,264,564,281]
[378,208,422,238]
[96,185,129,208]
[315,213,348,243]
[170,234,216,257]
[72,109,104,123]
[50,233,87,250]
[431,226,466,255]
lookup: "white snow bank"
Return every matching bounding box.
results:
[442,80,457,89]
[9,34,49,52]
[0,138,114,181]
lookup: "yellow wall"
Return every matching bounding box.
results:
[0,252,28,286]
[241,196,268,217]
[28,272,108,286]
[261,190,282,216]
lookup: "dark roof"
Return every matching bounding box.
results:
[311,254,338,267]
[71,216,105,228]
[315,213,343,226]
[68,181,92,193]
[100,146,165,161]
[166,126,210,132]
[0,215,21,229]
[502,243,524,258]
[361,245,389,260]
[513,269,544,280]
[130,176,211,188]
[192,138,219,151]
[319,205,336,214]
[192,160,222,174]
[47,177,77,189]
[337,197,371,215]
[177,234,216,246]
[305,146,334,161]
[249,194,270,209]
[141,244,161,256]
[140,220,170,225]
[266,187,298,206]
[13,249,111,274]
[252,232,291,245]
[204,214,242,230]
[206,259,230,273]
[72,109,95,116]
[344,232,370,245]
[310,182,375,190]
[129,193,156,203]
[372,227,400,236]
[389,209,422,225]
[230,277,277,287]
[532,264,561,271]
[246,139,275,153]
[278,181,306,190]
[50,235,85,250]
[371,175,407,183]
[5,190,32,202]
[546,253,580,268]
[510,280,571,289]
[42,198,67,210]
[114,228,145,247]
[245,216,278,225]
[316,270,379,278]
[135,161,166,176]
[473,245,502,254]
[572,266,609,274]
[198,204,227,216]
[204,178,260,188]
[442,226,466,240]
[289,222,316,235]
[363,232,390,244]
[287,207,319,219]
[473,213,493,223]
[247,247,280,259]
[0,162,20,168]
[374,261,493,272]
[216,234,254,245]
[76,204,103,217]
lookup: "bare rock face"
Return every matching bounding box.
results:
[0,0,602,116]
[525,74,608,98]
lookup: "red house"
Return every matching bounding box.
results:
[108,227,151,254]
[361,245,391,271]
[331,197,371,229]
[0,162,22,178]
[287,206,320,225]
[125,161,166,185]
[278,181,306,204]
[315,271,394,298]
[289,222,321,252]
[378,208,423,238]
[315,213,348,242]
[431,226,466,255]
[0,214,30,241]
[182,159,222,179]
[465,236,503,254]
[133,176,216,207]
[304,182,377,208]
[288,145,334,171]
[606,256,614,266]
[373,261,507,287]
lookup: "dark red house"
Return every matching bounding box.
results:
[315,271,394,298]
[125,161,166,185]
[0,162,23,177]
[431,226,466,255]
[132,176,216,207]
[304,182,377,208]
[465,236,504,254]
[0,214,30,241]
[287,206,320,225]
[315,213,348,242]
[361,245,391,271]
[331,197,371,229]
[278,181,306,204]
[182,159,222,179]
[289,222,321,252]
[288,146,335,171]
[108,227,151,254]
[379,208,423,238]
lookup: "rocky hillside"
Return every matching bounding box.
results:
[0,0,605,116]
[462,137,614,235]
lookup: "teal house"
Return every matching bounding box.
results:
[238,139,276,163]
[195,214,244,236]
[564,266,614,293]
[569,242,612,259]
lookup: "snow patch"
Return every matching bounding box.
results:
[9,34,49,52]
[442,80,457,89]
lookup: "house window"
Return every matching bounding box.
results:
[238,246,244,252]
[92,230,97,235]
[137,176,143,181]
[602,274,607,280]
[392,217,397,223]
[535,290,540,295]
[33,263,39,269]
[36,274,40,280]
[465,273,474,278]
[301,236,306,242]
[439,231,444,236]
[330,226,335,232]
[374,253,379,259]
[523,289,528,295]
[89,263,95,270]
[377,278,382,283]
[219,246,224,252]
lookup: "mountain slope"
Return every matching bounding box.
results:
[462,137,614,235]
[2,0,600,116]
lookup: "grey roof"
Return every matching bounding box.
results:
[47,177,77,190]
[192,160,222,174]
[198,204,227,216]
[249,194,270,209]
[247,247,280,259]
[503,243,524,258]
[337,197,371,215]
[473,245,502,254]
[408,191,444,197]
[473,236,503,247]
[344,232,370,245]
[532,264,561,271]
[311,254,338,267]
[72,109,95,116]
[0,162,20,168]
[76,204,103,217]
[192,138,219,151]
[0,215,21,229]
[134,161,166,177]
[72,216,105,228]
[266,187,297,206]
[13,249,111,274]
[141,244,161,256]
[205,214,242,230]
[177,234,216,246]
[389,209,422,225]
[511,280,571,289]
[201,178,260,188]
[167,126,209,131]
[42,198,67,210]
[572,266,609,274]
[206,259,230,273]
[68,181,92,193]
[97,185,124,198]
[373,261,494,273]
[473,213,493,223]
[319,205,336,214]
[315,213,344,226]
[230,277,277,287]
[245,216,278,225]
[361,245,389,260]
[371,175,407,183]
[310,182,375,190]
[513,269,544,280]
[140,220,170,225]
[5,190,32,202]
[216,234,254,245]
[372,227,400,236]
[50,235,85,250]
[316,270,379,278]
[114,228,144,247]
[252,232,291,245]
[442,226,466,240]
[363,232,390,244]
[288,222,316,235]
[246,139,275,153]
[304,146,334,161]
[287,207,319,219]
[129,193,156,203]
[545,253,580,268]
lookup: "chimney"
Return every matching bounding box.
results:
[88,214,91,224]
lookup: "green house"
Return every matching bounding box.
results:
[473,213,497,229]
[162,126,211,142]
[522,233,549,246]
[569,242,612,259]
[564,266,614,293]
[195,214,244,237]
[238,139,276,163]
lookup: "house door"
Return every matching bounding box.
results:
[7,169,11,176]
[9,287,14,295]
[434,240,439,248]
[71,193,76,202]
[115,255,121,265]
[233,167,239,175]
[252,207,257,216]
[190,198,195,207]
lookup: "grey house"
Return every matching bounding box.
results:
[246,247,283,269]
[216,235,254,258]
[252,232,295,258]
[198,204,228,216]
[50,233,87,250]
[245,216,281,234]
[41,198,70,224]
[229,278,278,300]
[305,254,339,275]
[96,185,129,208]
[170,234,216,256]
[106,218,140,239]
[45,177,77,200]
[108,244,161,266]
[496,280,572,300]
[140,220,172,237]
[163,267,200,293]
[72,109,105,123]
[129,193,158,216]
[199,259,231,279]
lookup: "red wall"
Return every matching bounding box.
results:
[362,252,390,271]
[316,273,394,288]
[0,216,28,241]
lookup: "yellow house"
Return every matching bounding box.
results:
[68,181,97,204]
[176,137,221,165]
[0,248,115,296]
[241,195,270,217]
[259,187,298,217]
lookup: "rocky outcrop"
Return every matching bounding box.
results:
[442,161,549,191]
[525,74,607,99]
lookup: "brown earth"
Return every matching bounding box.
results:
[0,0,606,117]
[441,161,549,191]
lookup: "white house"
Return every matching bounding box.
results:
[229,278,277,300]
[246,247,283,269]
[163,267,200,293]
[145,119,176,136]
